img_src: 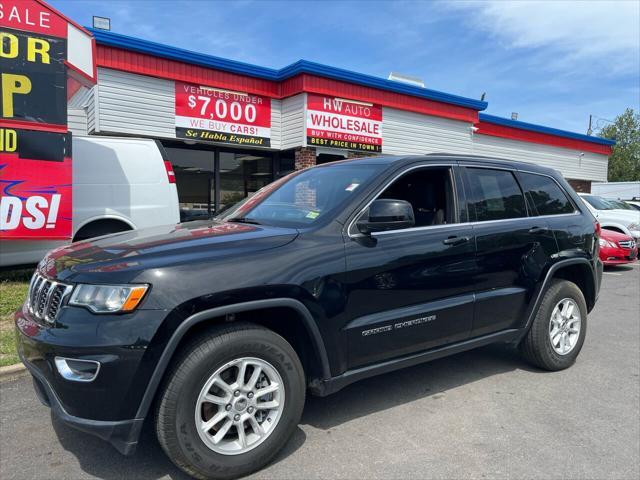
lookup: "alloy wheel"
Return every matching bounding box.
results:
[549,298,581,355]
[194,357,285,455]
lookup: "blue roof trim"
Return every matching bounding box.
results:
[479,113,615,146]
[88,28,488,112]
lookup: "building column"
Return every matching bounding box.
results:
[567,179,591,193]
[295,147,316,170]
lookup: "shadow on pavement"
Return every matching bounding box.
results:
[603,264,636,272]
[51,344,534,479]
[302,344,536,430]
[52,412,306,480]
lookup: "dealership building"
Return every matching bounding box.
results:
[67,28,615,218]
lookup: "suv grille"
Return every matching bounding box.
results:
[27,272,73,323]
[619,240,636,249]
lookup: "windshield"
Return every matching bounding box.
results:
[605,199,633,210]
[582,195,616,210]
[218,163,384,228]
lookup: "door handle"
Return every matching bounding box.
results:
[443,236,470,246]
[528,226,549,234]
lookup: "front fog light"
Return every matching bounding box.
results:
[69,284,148,313]
[54,357,101,382]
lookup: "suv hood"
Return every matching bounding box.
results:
[39,221,299,281]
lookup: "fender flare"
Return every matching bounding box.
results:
[134,298,331,420]
[522,258,597,333]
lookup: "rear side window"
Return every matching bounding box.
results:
[465,168,526,221]
[518,172,575,216]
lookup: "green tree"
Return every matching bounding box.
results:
[598,108,640,181]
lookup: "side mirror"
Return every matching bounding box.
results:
[357,199,415,234]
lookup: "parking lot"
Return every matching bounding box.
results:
[1,264,638,480]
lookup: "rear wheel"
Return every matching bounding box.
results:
[520,279,587,370]
[155,323,305,480]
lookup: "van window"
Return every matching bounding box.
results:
[518,172,575,216]
[465,168,526,221]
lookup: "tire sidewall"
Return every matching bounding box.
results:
[170,330,304,479]
[535,281,588,369]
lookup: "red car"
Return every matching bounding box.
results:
[599,229,638,265]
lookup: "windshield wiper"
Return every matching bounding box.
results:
[227,217,262,225]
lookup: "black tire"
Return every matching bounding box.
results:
[155,323,305,480]
[520,279,587,370]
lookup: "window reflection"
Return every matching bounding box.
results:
[219,151,273,212]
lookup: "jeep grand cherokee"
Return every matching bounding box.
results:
[16,154,602,479]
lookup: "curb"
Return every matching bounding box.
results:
[0,363,27,381]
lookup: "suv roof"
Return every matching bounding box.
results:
[329,153,558,176]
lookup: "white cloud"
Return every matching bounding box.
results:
[448,0,640,74]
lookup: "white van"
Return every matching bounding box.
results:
[0,136,180,267]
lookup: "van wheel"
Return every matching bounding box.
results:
[520,279,587,371]
[73,220,131,242]
[155,323,305,480]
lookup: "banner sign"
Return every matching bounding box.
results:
[0,0,73,240]
[0,28,67,126]
[175,82,271,147]
[306,93,382,152]
[0,129,72,239]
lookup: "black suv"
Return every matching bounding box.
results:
[16,155,602,479]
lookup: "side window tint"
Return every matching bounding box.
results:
[466,168,526,221]
[375,167,456,228]
[519,172,575,216]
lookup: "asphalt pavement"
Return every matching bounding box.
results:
[1,264,638,480]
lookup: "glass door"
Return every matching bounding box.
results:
[163,146,216,221]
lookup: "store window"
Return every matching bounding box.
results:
[219,151,273,212]
[164,146,215,221]
[163,142,276,219]
[276,149,296,179]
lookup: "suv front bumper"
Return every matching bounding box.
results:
[15,304,167,455]
[19,351,144,455]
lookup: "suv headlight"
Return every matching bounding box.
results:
[69,284,149,313]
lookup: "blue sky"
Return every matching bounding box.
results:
[52,0,639,134]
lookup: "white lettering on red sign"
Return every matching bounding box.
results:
[306,93,383,151]
[175,81,272,146]
[0,194,61,231]
[0,0,66,38]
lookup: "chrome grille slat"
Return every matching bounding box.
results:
[35,280,50,317]
[619,240,635,249]
[29,276,43,314]
[26,272,72,323]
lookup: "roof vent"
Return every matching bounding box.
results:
[388,72,425,88]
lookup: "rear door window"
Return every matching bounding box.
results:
[465,168,527,221]
[518,172,575,216]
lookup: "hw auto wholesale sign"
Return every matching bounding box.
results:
[175,82,272,147]
[306,93,382,153]
[0,0,71,240]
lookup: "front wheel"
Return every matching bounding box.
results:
[520,279,588,371]
[155,323,306,480]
